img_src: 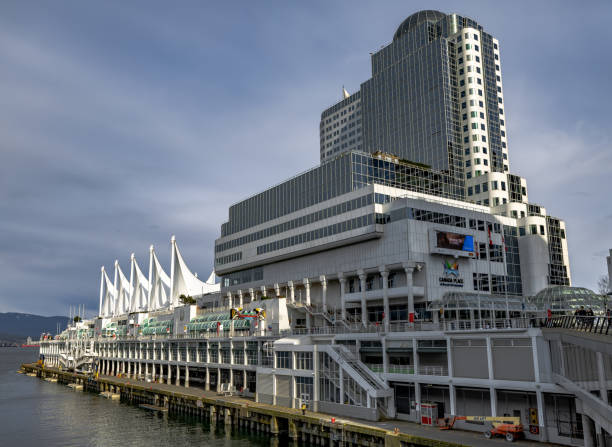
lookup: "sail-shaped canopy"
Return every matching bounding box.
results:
[114,261,132,316]
[129,254,149,313]
[148,245,170,311]
[170,236,220,306]
[100,267,116,318]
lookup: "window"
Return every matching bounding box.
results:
[276,351,292,369]
[465,147,470,155]
[468,187,473,196]
[539,225,545,236]
[482,183,488,192]
[466,160,471,167]
[530,225,537,235]
[501,181,506,191]
[296,352,313,370]
[475,184,481,194]
[519,227,525,236]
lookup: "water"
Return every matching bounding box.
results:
[0,348,272,446]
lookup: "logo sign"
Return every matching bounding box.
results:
[439,259,464,287]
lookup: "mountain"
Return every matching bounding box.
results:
[0,313,70,340]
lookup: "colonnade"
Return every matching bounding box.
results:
[223,261,420,330]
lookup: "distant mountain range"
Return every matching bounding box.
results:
[0,313,70,343]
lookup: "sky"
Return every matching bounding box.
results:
[1,0,611,317]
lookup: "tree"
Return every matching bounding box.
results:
[597,275,610,296]
[179,294,196,305]
[73,316,82,323]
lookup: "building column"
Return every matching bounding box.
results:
[403,262,415,323]
[339,367,344,404]
[248,288,255,303]
[185,366,189,388]
[313,345,319,412]
[415,382,422,422]
[176,364,180,386]
[596,352,609,405]
[320,275,327,314]
[227,292,233,308]
[303,279,311,330]
[274,283,280,298]
[151,362,155,381]
[303,278,311,306]
[582,414,595,447]
[413,338,420,374]
[205,367,210,391]
[358,270,367,327]
[449,384,456,416]
[260,285,267,299]
[338,274,346,322]
[243,370,248,393]
[167,362,171,384]
[380,267,390,331]
[237,289,243,307]
[382,337,389,374]
[536,390,547,441]
[287,281,295,303]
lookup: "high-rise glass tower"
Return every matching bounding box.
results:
[320,10,509,202]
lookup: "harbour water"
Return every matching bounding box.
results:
[0,348,271,446]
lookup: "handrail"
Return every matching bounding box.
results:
[546,315,611,336]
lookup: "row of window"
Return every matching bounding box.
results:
[216,251,242,266]
[216,194,373,253]
[256,213,374,255]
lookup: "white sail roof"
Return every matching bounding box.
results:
[100,267,116,318]
[114,261,132,316]
[148,245,170,311]
[129,253,149,313]
[170,235,220,306]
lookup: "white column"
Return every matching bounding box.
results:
[338,274,346,322]
[339,367,344,404]
[237,290,243,307]
[358,270,367,327]
[313,345,319,412]
[274,283,280,298]
[320,275,327,314]
[185,365,189,388]
[248,288,255,303]
[403,263,415,323]
[227,292,232,308]
[303,279,310,306]
[287,281,295,303]
[260,285,266,299]
[382,337,389,374]
[486,336,496,416]
[596,352,609,405]
[380,267,390,331]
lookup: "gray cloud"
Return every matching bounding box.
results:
[1,0,611,317]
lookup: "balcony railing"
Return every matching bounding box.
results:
[365,363,448,376]
[546,315,611,336]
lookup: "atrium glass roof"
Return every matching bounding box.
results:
[528,286,606,313]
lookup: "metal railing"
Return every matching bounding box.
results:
[546,315,612,336]
[365,363,447,376]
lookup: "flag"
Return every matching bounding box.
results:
[488,227,493,246]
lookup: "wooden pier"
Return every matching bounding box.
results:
[21,363,468,447]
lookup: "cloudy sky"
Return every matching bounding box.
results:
[1,0,611,317]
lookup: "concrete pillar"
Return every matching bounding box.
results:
[338,274,346,322]
[313,345,319,412]
[536,390,547,441]
[167,362,171,384]
[596,352,609,405]
[237,289,243,307]
[380,267,390,331]
[320,276,327,314]
[205,368,210,391]
[358,270,367,327]
[217,368,221,393]
[382,337,389,374]
[185,366,189,388]
[227,292,233,308]
[490,387,497,417]
[415,382,422,422]
[449,384,456,416]
[303,278,310,306]
[274,283,280,298]
[248,288,255,303]
[260,285,267,299]
[582,413,595,447]
[413,338,419,375]
[287,281,294,303]
[403,263,415,323]
[176,364,180,386]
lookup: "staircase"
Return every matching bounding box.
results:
[329,345,392,398]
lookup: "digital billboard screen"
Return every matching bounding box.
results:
[436,231,474,252]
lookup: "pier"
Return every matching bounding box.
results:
[21,363,469,447]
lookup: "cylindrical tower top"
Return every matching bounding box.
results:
[393,10,446,41]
